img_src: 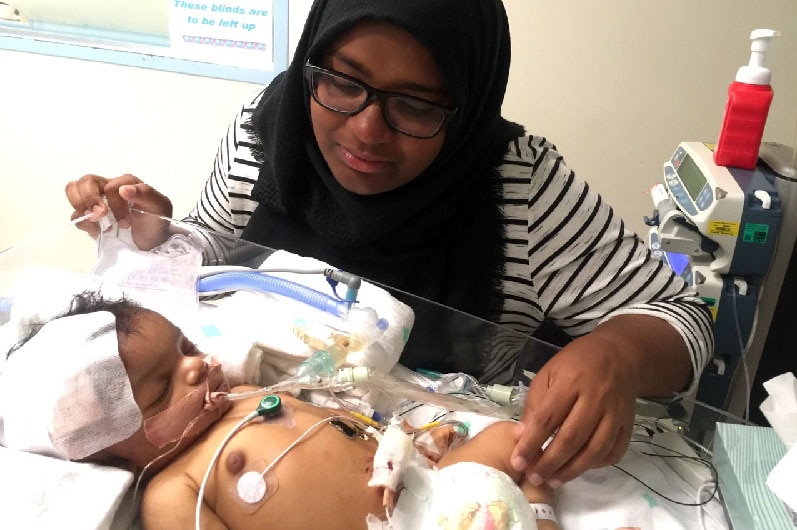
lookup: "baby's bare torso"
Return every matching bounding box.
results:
[144,388,385,530]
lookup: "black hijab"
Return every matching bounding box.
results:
[242,0,523,326]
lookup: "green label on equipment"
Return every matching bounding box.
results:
[742,223,769,244]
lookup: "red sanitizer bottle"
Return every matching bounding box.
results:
[714,29,780,170]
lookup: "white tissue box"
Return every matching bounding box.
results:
[713,423,796,529]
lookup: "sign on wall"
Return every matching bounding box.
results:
[168,0,274,70]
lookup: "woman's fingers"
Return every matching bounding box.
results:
[65,174,109,219]
[65,174,173,249]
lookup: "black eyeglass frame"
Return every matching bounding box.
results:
[303,61,458,139]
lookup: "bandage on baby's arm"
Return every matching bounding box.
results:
[368,421,414,495]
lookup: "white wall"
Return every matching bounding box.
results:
[0,49,261,252]
[502,0,797,236]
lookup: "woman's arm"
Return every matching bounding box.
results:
[502,136,714,486]
[180,88,267,264]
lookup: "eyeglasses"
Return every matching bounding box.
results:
[304,62,457,139]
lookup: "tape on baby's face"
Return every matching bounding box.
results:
[143,361,231,448]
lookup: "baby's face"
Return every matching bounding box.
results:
[105,309,221,470]
[120,310,207,416]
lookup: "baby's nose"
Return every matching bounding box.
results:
[182,356,208,386]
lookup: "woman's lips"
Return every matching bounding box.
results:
[338,145,390,174]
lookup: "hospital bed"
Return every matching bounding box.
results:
[0,212,748,530]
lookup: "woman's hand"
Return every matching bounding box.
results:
[65,174,174,250]
[510,332,638,488]
[510,314,692,488]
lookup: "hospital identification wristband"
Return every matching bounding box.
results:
[529,503,557,523]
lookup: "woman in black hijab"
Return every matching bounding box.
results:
[65,0,714,497]
[242,0,522,322]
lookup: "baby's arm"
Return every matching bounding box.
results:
[140,471,229,530]
[437,421,558,530]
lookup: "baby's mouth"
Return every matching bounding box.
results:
[204,363,231,410]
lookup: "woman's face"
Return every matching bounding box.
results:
[309,21,452,195]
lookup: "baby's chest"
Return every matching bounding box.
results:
[202,421,383,529]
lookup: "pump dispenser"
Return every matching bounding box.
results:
[714,29,780,170]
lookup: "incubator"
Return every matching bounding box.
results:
[0,211,753,530]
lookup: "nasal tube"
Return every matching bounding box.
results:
[196,271,353,317]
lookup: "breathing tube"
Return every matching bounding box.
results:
[197,271,354,317]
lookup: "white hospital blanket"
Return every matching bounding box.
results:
[387,403,730,530]
[557,444,729,530]
[0,446,134,530]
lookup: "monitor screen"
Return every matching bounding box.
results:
[677,154,707,200]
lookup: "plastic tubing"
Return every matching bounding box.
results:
[197,271,352,317]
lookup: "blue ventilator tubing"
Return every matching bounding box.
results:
[196,271,353,317]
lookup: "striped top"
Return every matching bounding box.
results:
[184,89,713,390]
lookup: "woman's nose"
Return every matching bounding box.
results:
[180,355,208,386]
[348,101,393,144]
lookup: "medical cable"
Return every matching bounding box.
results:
[0,211,93,259]
[327,391,385,426]
[731,278,758,420]
[195,409,372,530]
[613,439,718,507]
[196,410,259,530]
[132,409,217,505]
[696,481,724,530]
[651,417,714,458]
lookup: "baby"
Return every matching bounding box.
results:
[0,291,557,530]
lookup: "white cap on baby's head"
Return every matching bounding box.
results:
[0,310,143,461]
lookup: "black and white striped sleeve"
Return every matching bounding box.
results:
[180,89,266,263]
[504,135,714,395]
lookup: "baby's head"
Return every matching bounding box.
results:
[0,291,230,473]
